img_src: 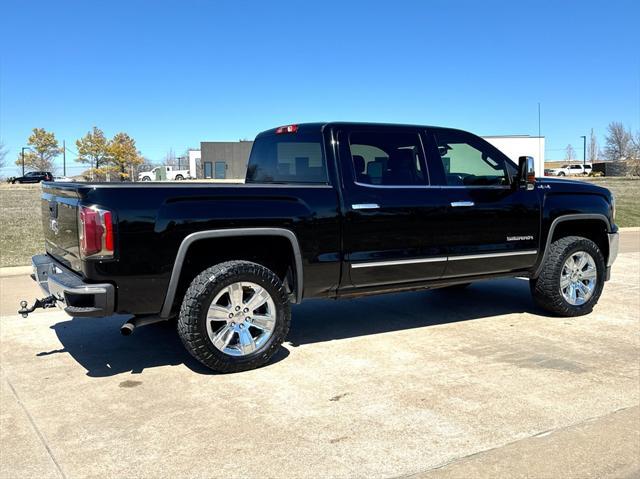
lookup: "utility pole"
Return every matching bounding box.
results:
[63,140,66,176]
[580,135,586,166]
[537,103,542,165]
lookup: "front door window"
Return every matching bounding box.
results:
[433,130,514,186]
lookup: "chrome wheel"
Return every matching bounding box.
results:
[206,281,276,357]
[560,251,597,306]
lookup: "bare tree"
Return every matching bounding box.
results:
[0,141,7,170]
[163,148,178,167]
[588,128,598,163]
[631,130,640,159]
[603,121,632,161]
[629,130,640,176]
[564,144,576,162]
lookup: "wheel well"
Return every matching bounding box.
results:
[170,235,297,314]
[551,219,609,261]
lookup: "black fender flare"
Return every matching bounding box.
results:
[159,228,304,318]
[532,213,612,278]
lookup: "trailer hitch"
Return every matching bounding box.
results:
[18,296,58,318]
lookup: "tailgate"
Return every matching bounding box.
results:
[41,184,82,272]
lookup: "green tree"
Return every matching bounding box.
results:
[76,127,110,179]
[15,128,61,171]
[108,132,143,181]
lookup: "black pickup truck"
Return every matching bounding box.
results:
[23,122,619,372]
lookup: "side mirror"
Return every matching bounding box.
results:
[518,156,536,190]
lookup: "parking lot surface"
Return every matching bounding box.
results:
[1,236,638,478]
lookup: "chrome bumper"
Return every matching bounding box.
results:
[604,231,619,281]
[32,254,115,317]
[607,232,619,267]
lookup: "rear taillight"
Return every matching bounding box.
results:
[275,124,298,134]
[79,206,114,259]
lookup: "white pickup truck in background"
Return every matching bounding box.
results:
[546,163,592,176]
[138,166,192,181]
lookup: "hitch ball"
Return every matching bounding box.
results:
[19,301,28,318]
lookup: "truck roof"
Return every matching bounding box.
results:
[256,122,451,138]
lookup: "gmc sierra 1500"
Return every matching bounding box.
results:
[21,122,619,372]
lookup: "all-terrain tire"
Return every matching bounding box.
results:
[178,260,291,373]
[530,236,605,317]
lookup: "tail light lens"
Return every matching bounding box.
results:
[275,124,298,134]
[79,206,114,259]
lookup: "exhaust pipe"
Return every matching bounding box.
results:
[120,316,167,336]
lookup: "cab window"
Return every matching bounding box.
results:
[433,130,514,186]
[348,131,427,186]
[246,130,327,184]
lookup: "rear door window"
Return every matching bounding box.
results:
[246,130,327,184]
[348,130,427,186]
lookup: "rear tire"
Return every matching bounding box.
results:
[175,174,184,180]
[178,261,291,373]
[530,236,605,317]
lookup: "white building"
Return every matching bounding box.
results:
[188,149,201,179]
[483,135,545,177]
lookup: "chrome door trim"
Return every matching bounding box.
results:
[450,201,475,207]
[351,256,447,269]
[351,203,380,210]
[351,250,537,268]
[448,250,538,261]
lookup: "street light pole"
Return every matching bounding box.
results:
[580,136,586,166]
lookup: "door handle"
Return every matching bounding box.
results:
[450,201,474,207]
[352,203,380,210]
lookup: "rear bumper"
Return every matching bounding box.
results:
[32,254,115,317]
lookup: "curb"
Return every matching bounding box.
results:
[0,266,32,278]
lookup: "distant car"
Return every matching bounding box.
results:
[546,164,592,176]
[8,171,53,184]
[138,166,191,181]
[53,176,73,182]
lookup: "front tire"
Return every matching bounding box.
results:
[178,261,291,373]
[530,236,605,317]
[175,174,184,180]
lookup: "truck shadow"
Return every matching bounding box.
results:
[40,318,290,377]
[287,277,543,346]
[40,277,543,376]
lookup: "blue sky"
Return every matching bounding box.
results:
[1,0,639,176]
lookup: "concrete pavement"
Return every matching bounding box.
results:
[0,243,638,478]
